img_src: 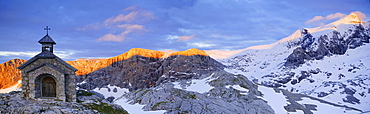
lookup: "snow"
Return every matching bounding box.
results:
[92,85,166,114]
[92,85,129,98]
[226,85,249,95]
[115,99,166,114]
[0,80,21,93]
[206,49,247,59]
[173,77,213,93]
[258,86,288,114]
[297,98,359,114]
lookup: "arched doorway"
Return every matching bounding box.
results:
[42,77,56,97]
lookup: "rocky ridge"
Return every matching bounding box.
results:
[77,54,225,91]
[0,48,209,89]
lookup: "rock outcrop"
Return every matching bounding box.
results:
[124,71,274,114]
[0,91,127,114]
[284,24,370,68]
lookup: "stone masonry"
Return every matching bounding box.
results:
[17,33,77,102]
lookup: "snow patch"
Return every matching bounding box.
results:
[258,86,288,114]
[115,99,166,114]
[92,85,129,98]
[173,77,213,93]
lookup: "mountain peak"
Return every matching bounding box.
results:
[168,48,208,57]
[67,48,209,76]
[331,12,363,25]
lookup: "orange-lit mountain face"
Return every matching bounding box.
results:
[0,48,209,89]
[0,59,26,89]
[68,48,208,76]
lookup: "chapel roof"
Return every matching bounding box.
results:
[38,34,56,44]
[17,51,77,72]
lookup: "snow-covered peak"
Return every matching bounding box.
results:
[207,12,366,59]
[331,12,363,26]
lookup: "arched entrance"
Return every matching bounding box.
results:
[42,76,56,97]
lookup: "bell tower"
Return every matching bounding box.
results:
[38,26,56,53]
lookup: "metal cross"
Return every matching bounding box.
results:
[44,26,50,34]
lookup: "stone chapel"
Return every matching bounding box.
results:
[18,27,77,102]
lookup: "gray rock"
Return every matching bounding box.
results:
[0,91,126,114]
[124,71,274,114]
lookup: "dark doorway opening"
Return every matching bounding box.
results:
[42,77,56,97]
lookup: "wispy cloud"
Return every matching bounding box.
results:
[352,11,367,20]
[188,42,215,48]
[117,24,146,31]
[96,34,124,42]
[96,24,147,42]
[177,34,196,41]
[305,12,347,24]
[78,6,153,42]
[103,11,139,24]
[0,50,77,60]
[0,51,39,57]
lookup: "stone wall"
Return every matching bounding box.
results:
[20,58,76,102]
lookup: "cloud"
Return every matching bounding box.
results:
[117,24,146,31]
[177,34,196,41]
[0,51,39,57]
[103,11,139,24]
[123,5,137,11]
[96,34,124,42]
[326,13,347,20]
[96,24,147,42]
[305,12,346,24]
[0,50,77,60]
[352,11,367,19]
[77,6,153,42]
[189,42,215,48]
[103,9,153,25]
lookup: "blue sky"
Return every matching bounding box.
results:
[0,0,369,63]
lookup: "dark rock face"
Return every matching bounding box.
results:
[284,25,370,68]
[77,55,225,91]
[301,34,314,50]
[124,71,274,114]
[285,47,311,68]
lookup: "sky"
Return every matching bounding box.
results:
[0,0,369,63]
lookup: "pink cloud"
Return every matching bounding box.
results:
[124,5,137,11]
[96,24,147,42]
[305,16,325,24]
[305,12,346,24]
[104,11,139,24]
[352,11,367,20]
[117,24,146,31]
[326,13,347,20]
[96,34,124,42]
[103,9,153,25]
[79,6,154,42]
[177,35,196,41]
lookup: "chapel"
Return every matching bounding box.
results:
[17,26,77,102]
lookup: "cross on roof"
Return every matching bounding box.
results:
[44,26,50,35]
